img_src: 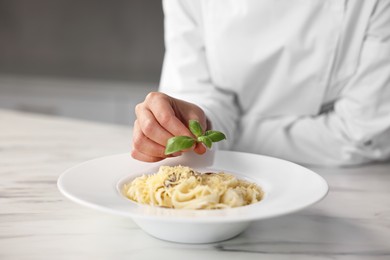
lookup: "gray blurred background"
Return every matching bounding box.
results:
[0,0,164,125]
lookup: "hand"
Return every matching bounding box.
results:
[131,92,208,162]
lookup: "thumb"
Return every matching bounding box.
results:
[193,142,207,155]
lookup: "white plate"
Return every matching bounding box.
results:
[58,150,328,243]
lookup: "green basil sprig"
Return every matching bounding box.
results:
[164,120,226,155]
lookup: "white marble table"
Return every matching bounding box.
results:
[1,109,390,260]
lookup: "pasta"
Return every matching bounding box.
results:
[123,165,263,209]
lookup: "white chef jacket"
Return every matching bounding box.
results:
[159,0,390,166]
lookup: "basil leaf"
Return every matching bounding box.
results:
[205,130,226,142]
[165,136,195,155]
[189,120,203,137]
[197,136,212,149]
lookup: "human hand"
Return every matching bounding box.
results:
[131,92,208,162]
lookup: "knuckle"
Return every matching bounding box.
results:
[130,150,139,159]
[158,113,172,126]
[134,103,142,114]
[133,119,139,127]
[141,118,156,136]
[132,134,145,150]
[145,91,162,102]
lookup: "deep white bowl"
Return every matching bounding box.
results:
[58,150,328,243]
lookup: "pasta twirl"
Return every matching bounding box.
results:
[123,165,263,209]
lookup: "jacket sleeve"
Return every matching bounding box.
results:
[237,0,390,166]
[159,0,240,149]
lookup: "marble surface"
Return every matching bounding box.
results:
[1,109,390,260]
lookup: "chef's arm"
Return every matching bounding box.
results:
[239,0,390,166]
[159,0,240,149]
[160,0,390,166]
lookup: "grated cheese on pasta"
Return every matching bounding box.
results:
[123,165,263,209]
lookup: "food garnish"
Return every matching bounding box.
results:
[164,120,226,155]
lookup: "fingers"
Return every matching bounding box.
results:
[135,103,173,146]
[131,149,164,163]
[132,92,210,163]
[145,92,193,137]
[131,120,167,161]
[193,142,207,155]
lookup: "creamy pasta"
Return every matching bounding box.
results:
[123,165,263,209]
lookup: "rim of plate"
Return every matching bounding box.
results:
[57,151,329,223]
